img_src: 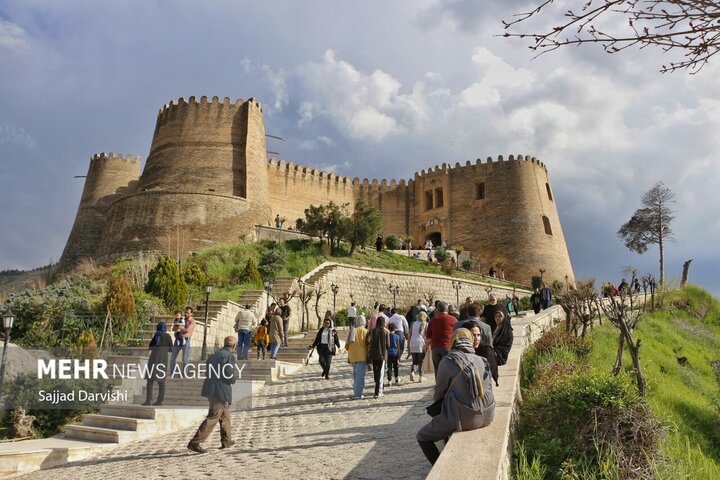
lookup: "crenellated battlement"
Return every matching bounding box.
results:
[155,96,264,124]
[412,154,546,181]
[90,152,141,164]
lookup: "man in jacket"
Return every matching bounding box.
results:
[425,301,458,375]
[188,336,238,453]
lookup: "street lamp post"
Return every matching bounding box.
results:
[264,280,274,312]
[388,284,400,309]
[451,281,462,308]
[298,278,306,332]
[0,309,15,400]
[201,284,213,360]
[330,283,340,314]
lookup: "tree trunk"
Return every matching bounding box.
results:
[658,233,665,286]
[626,334,646,396]
[564,307,571,334]
[612,333,624,375]
[681,259,693,287]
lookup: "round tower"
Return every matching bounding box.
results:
[98,97,271,258]
[58,153,141,271]
[413,155,574,285]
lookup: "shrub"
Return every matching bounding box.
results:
[1,373,112,438]
[105,275,136,319]
[518,370,662,477]
[531,275,543,290]
[440,259,454,275]
[532,328,592,359]
[145,256,187,311]
[461,259,473,271]
[183,263,208,288]
[238,258,263,286]
[434,245,450,262]
[384,235,402,250]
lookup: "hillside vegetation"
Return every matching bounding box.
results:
[514,285,720,479]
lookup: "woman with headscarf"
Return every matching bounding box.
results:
[346,314,369,399]
[408,310,428,382]
[143,321,172,406]
[416,328,495,465]
[367,317,389,398]
[309,316,340,379]
[464,320,499,386]
[492,311,514,366]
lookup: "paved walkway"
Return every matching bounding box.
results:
[18,356,434,480]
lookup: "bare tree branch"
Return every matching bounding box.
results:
[503,1,720,73]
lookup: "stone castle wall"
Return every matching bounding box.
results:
[59,96,574,286]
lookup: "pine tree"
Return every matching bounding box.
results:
[239,258,263,286]
[145,256,187,310]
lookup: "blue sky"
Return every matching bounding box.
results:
[1,1,718,295]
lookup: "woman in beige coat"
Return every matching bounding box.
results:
[268,307,284,360]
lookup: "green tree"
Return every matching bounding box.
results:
[259,246,287,282]
[238,258,263,286]
[297,201,348,255]
[618,181,675,285]
[344,201,383,256]
[145,256,187,310]
[182,263,208,288]
[434,245,450,262]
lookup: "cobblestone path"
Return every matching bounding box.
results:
[20,356,435,480]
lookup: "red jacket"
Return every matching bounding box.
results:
[426,312,458,349]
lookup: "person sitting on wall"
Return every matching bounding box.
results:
[416,328,495,465]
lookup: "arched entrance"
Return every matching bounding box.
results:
[426,232,441,247]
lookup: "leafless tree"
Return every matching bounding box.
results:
[503,1,720,73]
[555,279,601,337]
[312,283,328,329]
[601,275,647,395]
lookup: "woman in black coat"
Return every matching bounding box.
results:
[144,321,172,406]
[309,316,340,379]
[492,311,514,366]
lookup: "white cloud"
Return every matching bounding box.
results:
[298,135,335,150]
[0,18,29,53]
[295,50,428,140]
[0,123,36,147]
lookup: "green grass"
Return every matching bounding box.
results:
[586,285,720,478]
[188,239,528,302]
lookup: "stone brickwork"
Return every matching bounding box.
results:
[59,96,574,285]
[283,262,531,333]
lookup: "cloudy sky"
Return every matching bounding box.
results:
[1,1,718,295]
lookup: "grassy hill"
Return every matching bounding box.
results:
[586,285,720,477]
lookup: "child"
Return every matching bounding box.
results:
[172,310,185,347]
[255,319,270,360]
[387,323,400,385]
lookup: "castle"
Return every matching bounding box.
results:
[59,96,575,284]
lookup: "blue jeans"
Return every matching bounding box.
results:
[269,342,281,359]
[170,338,191,374]
[237,329,252,359]
[397,335,406,357]
[352,361,366,398]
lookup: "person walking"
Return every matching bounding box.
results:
[416,328,495,465]
[387,324,401,385]
[187,336,238,454]
[309,316,340,379]
[143,321,172,406]
[408,310,427,382]
[480,294,509,334]
[346,316,369,399]
[368,317,389,398]
[268,307,284,360]
[540,283,553,310]
[280,298,292,348]
[233,304,256,360]
[425,301,458,375]
[387,308,409,358]
[493,311,514,366]
[530,288,542,314]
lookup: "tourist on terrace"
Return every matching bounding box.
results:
[309,316,340,379]
[479,294,509,334]
[464,320,499,386]
[416,328,495,465]
[453,304,492,347]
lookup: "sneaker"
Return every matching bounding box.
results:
[220,440,236,449]
[378,392,384,397]
[153,401,163,406]
[187,443,207,454]
[410,372,415,382]
[419,375,424,382]
[395,378,399,384]
[141,401,151,406]
[373,395,379,399]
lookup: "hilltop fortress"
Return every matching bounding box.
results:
[59,96,575,283]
